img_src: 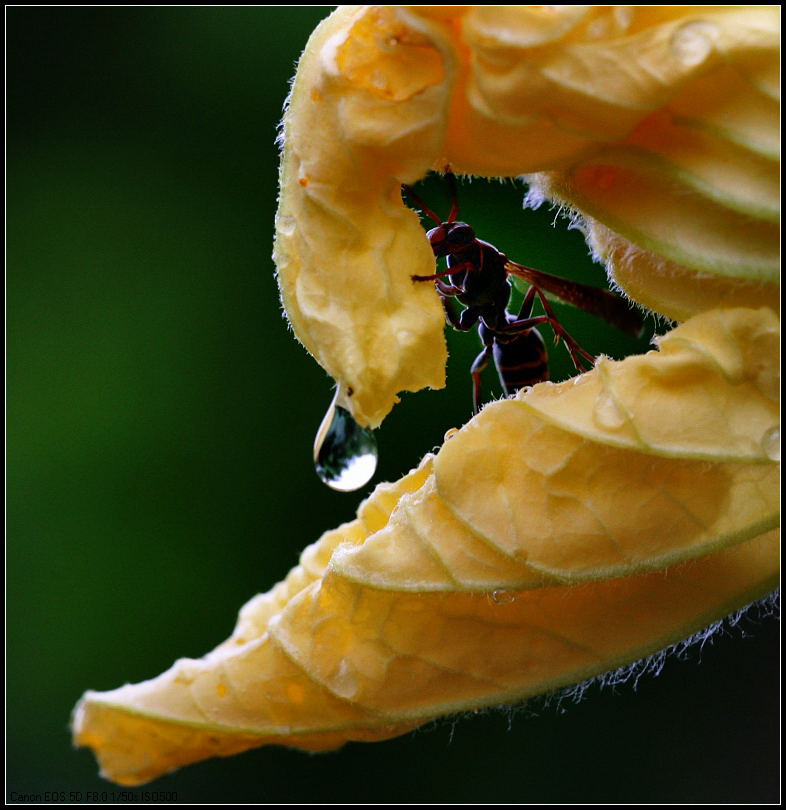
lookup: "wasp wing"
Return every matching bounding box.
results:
[505,260,645,338]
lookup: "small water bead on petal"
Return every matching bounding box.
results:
[761,426,780,462]
[488,589,516,606]
[276,215,296,237]
[592,390,627,430]
[613,6,633,31]
[314,389,378,492]
[670,20,719,67]
[331,659,361,701]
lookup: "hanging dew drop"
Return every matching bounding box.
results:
[314,389,378,492]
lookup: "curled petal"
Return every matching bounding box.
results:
[73,309,779,785]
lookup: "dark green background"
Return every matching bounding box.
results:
[7,7,779,804]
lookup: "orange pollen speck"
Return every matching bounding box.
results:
[299,177,310,187]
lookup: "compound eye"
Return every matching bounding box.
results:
[446,223,475,247]
[426,226,447,245]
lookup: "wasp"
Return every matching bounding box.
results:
[402,175,644,412]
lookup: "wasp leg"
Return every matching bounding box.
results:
[514,286,569,350]
[411,267,456,282]
[471,346,493,414]
[441,296,463,329]
[497,314,551,333]
[443,298,480,332]
[530,288,564,347]
[471,323,495,413]
[436,280,467,299]
[531,287,596,370]
[411,260,473,283]
[515,285,538,320]
[528,289,592,365]
[497,312,595,373]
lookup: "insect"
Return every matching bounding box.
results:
[402,175,644,412]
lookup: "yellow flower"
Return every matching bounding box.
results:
[273,5,778,426]
[73,6,779,786]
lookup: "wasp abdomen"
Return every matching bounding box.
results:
[493,329,549,394]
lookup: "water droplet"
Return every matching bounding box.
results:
[488,589,515,606]
[592,391,627,430]
[670,20,718,66]
[761,426,780,462]
[276,214,296,237]
[613,6,633,31]
[443,427,459,442]
[332,659,360,700]
[314,389,378,492]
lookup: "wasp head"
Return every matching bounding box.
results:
[426,222,476,257]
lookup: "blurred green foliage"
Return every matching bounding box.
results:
[7,7,778,803]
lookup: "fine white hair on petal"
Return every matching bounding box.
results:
[274,72,297,153]
[550,589,780,709]
[439,588,780,733]
[521,181,548,211]
[417,589,779,741]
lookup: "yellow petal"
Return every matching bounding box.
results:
[273,532,778,718]
[519,307,780,460]
[73,308,779,784]
[585,221,780,323]
[73,527,779,785]
[435,401,776,583]
[273,7,455,428]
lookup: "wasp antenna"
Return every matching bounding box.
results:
[445,171,460,223]
[401,184,443,225]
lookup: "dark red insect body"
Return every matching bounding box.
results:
[403,176,643,412]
